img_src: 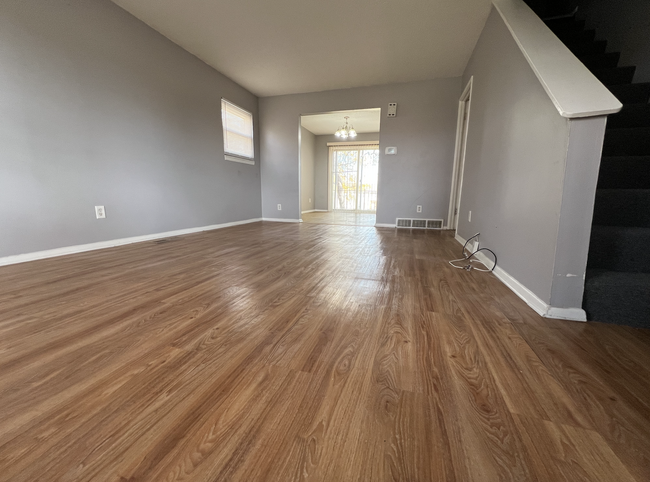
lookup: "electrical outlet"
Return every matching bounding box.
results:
[416,205,422,213]
[95,206,106,219]
[309,198,311,203]
[468,210,472,222]
[277,204,282,211]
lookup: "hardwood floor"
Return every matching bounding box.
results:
[0,222,649,481]
[301,211,376,226]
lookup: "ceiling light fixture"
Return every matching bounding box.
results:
[334,116,357,139]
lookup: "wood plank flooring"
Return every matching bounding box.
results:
[0,222,649,481]
[301,211,376,226]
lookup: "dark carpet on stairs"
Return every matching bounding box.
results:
[546,15,650,329]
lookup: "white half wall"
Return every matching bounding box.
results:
[458,6,608,314]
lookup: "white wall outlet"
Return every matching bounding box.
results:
[416,205,422,213]
[277,204,282,211]
[387,103,397,117]
[95,206,106,219]
[309,198,312,203]
[385,147,397,155]
[468,210,472,222]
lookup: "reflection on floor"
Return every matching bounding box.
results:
[302,211,376,226]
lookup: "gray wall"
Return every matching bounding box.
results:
[460,7,571,303]
[0,0,261,259]
[300,126,315,212]
[259,79,462,224]
[313,133,380,211]
[579,0,650,83]
[460,7,606,308]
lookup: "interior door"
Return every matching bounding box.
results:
[451,98,470,229]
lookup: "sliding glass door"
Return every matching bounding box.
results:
[330,145,379,213]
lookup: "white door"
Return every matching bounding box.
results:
[449,78,473,230]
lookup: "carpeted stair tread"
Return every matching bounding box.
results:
[545,17,585,32]
[545,13,650,329]
[588,226,650,272]
[584,270,650,328]
[607,83,650,104]
[555,29,596,44]
[592,66,636,86]
[565,39,607,56]
[578,52,620,70]
[602,127,650,156]
[606,104,650,129]
[598,156,650,189]
[593,189,650,227]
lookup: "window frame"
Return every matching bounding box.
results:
[221,98,255,165]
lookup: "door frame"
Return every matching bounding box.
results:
[447,77,473,230]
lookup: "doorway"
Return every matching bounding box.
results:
[448,77,473,230]
[299,108,381,226]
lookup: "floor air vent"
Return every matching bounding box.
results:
[396,218,412,228]
[411,219,427,228]
[395,218,444,229]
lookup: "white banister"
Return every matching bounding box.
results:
[493,0,622,118]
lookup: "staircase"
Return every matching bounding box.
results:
[545,16,650,329]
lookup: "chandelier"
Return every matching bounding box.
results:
[334,116,357,139]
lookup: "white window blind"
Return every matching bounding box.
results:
[221,99,254,160]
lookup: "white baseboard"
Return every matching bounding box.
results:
[454,234,586,322]
[262,218,302,223]
[301,209,316,214]
[0,218,263,267]
[545,307,587,321]
[375,223,395,228]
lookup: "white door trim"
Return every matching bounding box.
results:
[447,77,473,230]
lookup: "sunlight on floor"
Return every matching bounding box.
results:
[302,211,376,226]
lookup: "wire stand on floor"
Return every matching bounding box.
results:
[449,233,497,272]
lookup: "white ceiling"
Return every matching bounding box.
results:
[112,0,492,97]
[301,109,381,136]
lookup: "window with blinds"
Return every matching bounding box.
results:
[221,99,254,162]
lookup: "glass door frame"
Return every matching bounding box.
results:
[327,141,380,213]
